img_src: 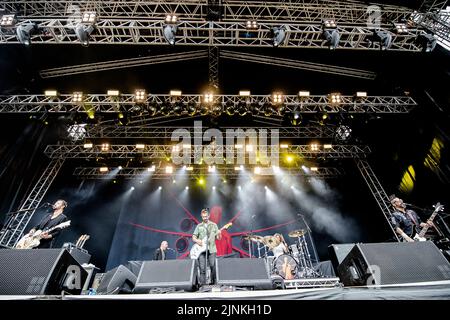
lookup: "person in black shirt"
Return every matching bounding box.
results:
[153,241,169,260]
[28,199,68,248]
[389,195,433,242]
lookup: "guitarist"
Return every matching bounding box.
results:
[389,195,434,242]
[192,209,222,286]
[27,199,68,248]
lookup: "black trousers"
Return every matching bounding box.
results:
[197,251,216,285]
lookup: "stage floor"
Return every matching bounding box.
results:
[2,281,450,300]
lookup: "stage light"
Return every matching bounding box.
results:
[136,144,145,149]
[182,144,191,150]
[310,167,318,171]
[291,112,302,126]
[208,165,216,173]
[75,23,94,47]
[238,185,242,190]
[99,167,108,172]
[185,186,189,190]
[83,143,93,149]
[82,12,97,24]
[298,91,310,97]
[118,166,123,170]
[203,92,214,103]
[165,166,173,174]
[72,92,83,103]
[272,92,283,104]
[323,19,337,28]
[234,166,241,171]
[254,167,261,175]
[186,166,194,171]
[373,29,392,50]
[170,90,182,96]
[418,32,437,52]
[172,179,176,184]
[286,155,294,163]
[172,145,179,152]
[198,178,205,185]
[131,186,135,191]
[239,90,251,97]
[280,144,289,149]
[16,23,35,45]
[394,23,408,34]
[158,186,162,190]
[246,20,259,30]
[148,165,156,172]
[45,90,58,97]
[101,143,109,151]
[165,14,178,24]
[324,144,333,149]
[272,26,286,47]
[330,93,341,104]
[223,179,227,184]
[113,180,117,184]
[301,165,308,172]
[290,185,294,189]
[163,24,178,45]
[246,145,253,152]
[335,125,352,141]
[356,91,367,98]
[310,143,319,151]
[264,185,268,190]
[107,90,120,97]
[212,186,216,190]
[0,14,16,27]
[134,89,147,103]
[235,144,243,149]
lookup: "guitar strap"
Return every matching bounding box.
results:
[405,210,418,226]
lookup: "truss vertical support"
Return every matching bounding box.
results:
[208,46,219,90]
[419,0,448,12]
[355,159,400,242]
[0,158,65,247]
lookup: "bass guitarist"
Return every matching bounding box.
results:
[27,199,68,248]
[192,208,222,286]
[389,195,434,242]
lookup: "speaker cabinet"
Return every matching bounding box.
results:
[0,249,87,295]
[97,265,137,294]
[133,260,197,293]
[328,243,356,273]
[216,258,272,290]
[337,242,450,286]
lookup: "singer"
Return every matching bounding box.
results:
[153,240,169,260]
[389,195,434,242]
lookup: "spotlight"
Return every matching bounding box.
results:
[335,125,352,142]
[83,143,93,149]
[101,143,109,151]
[329,93,341,104]
[290,185,294,189]
[0,14,16,27]
[173,179,176,184]
[118,166,123,170]
[44,90,58,97]
[81,12,97,24]
[16,23,35,45]
[286,155,294,163]
[75,23,94,47]
[310,167,318,171]
[394,23,408,34]
[131,186,135,191]
[356,91,367,98]
[280,144,289,149]
[99,167,108,172]
[158,186,162,190]
[301,165,308,172]
[238,185,242,190]
[239,90,251,97]
[163,24,178,45]
[323,19,337,29]
[165,14,178,24]
[246,20,259,30]
[107,90,120,97]
[324,144,332,149]
[148,165,156,172]
[136,144,145,149]
[272,26,287,47]
[373,29,392,50]
[208,165,216,173]
[212,186,216,190]
[272,92,283,104]
[165,166,173,174]
[186,166,194,171]
[134,89,147,103]
[139,180,143,184]
[298,91,310,97]
[310,143,319,151]
[198,178,205,185]
[418,32,437,53]
[254,167,261,175]
[204,92,214,103]
[170,90,182,96]
[185,186,189,190]
[291,112,302,126]
[264,185,268,190]
[72,92,83,103]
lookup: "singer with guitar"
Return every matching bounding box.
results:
[389,195,435,242]
[192,209,222,286]
[25,199,69,249]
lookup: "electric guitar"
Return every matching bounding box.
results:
[413,203,444,241]
[75,234,90,248]
[190,223,232,259]
[15,220,71,249]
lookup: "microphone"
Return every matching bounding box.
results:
[251,215,256,219]
[167,248,175,251]
[43,202,53,207]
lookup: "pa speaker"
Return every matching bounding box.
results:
[133,259,197,293]
[97,265,137,294]
[337,242,450,286]
[328,243,356,272]
[216,258,272,290]
[0,248,87,295]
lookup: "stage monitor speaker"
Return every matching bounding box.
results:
[328,243,356,272]
[96,265,137,294]
[216,258,272,290]
[0,248,88,295]
[337,242,450,286]
[133,259,197,293]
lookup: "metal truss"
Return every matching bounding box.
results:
[208,46,220,89]
[221,50,376,80]
[284,277,341,289]
[0,18,424,51]
[72,166,345,180]
[0,1,413,25]
[414,11,450,43]
[0,94,417,114]
[44,144,370,160]
[0,158,65,247]
[39,50,208,79]
[418,0,449,12]
[83,125,337,139]
[355,159,400,242]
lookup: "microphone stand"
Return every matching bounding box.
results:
[249,215,255,259]
[298,214,319,265]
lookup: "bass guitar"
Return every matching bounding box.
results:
[15,220,71,249]
[413,203,444,241]
[190,223,232,259]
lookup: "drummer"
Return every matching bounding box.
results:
[272,233,289,258]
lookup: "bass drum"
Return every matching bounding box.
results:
[273,254,298,280]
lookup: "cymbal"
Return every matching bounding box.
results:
[262,236,281,249]
[242,235,264,242]
[288,229,306,238]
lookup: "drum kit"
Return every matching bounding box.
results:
[243,228,319,279]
